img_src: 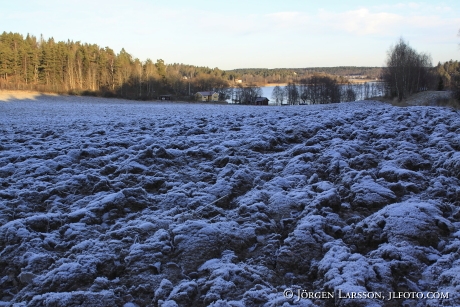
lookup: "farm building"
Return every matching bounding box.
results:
[252,97,269,105]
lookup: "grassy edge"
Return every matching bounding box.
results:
[366,92,460,109]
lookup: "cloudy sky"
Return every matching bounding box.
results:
[2,0,459,69]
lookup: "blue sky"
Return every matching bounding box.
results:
[2,1,459,69]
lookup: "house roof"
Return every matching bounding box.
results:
[196,91,217,96]
[254,97,269,102]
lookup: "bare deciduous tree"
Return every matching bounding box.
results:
[342,83,357,102]
[271,85,284,105]
[234,84,262,104]
[383,38,432,100]
[299,80,309,104]
[285,82,299,105]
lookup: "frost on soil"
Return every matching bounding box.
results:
[0,96,459,306]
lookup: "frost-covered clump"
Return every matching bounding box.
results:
[0,97,459,306]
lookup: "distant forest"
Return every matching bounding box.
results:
[0,32,231,100]
[0,31,458,101]
[228,67,383,85]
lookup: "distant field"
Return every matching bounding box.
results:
[348,78,380,84]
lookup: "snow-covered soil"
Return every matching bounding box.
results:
[1,95,460,307]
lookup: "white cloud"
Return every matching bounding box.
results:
[317,8,403,35]
[434,6,452,12]
[260,5,459,40]
[394,2,421,10]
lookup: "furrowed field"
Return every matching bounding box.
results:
[1,94,459,307]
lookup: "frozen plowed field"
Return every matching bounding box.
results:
[1,96,460,307]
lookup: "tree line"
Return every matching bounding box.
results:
[227,67,382,85]
[0,32,230,99]
[1,32,458,103]
[267,76,384,105]
[0,31,355,100]
[226,73,385,105]
[0,31,385,101]
[434,59,460,100]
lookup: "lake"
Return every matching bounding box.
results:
[228,82,384,104]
